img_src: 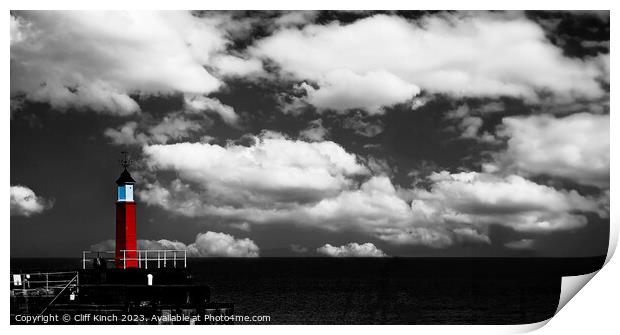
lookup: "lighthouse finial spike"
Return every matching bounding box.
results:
[119,151,133,169]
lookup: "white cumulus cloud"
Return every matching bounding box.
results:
[130,120,607,250]
[251,13,606,113]
[184,95,240,126]
[141,132,368,207]
[10,185,53,217]
[187,231,259,257]
[299,119,329,141]
[11,11,227,114]
[90,231,259,257]
[496,112,609,188]
[317,242,387,257]
[299,70,420,114]
[210,54,264,78]
[410,171,602,233]
[136,131,606,249]
[104,114,206,146]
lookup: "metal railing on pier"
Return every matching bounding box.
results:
[122,250,187,269]
[81,251,115,270]
[10,271,79,297]
[82,250,187,269]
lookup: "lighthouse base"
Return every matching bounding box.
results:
[115,201,138,269]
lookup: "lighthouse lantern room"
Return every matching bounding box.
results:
[115,152,138,269]
[118,182,134,202]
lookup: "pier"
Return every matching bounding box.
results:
[10,255,234,324]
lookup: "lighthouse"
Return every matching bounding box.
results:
[115,152,138,269]
[11,150,232,324]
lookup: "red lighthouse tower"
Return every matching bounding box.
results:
[115,152,138,269]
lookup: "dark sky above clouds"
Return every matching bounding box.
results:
[10,10,610,257]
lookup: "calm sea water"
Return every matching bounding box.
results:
[11,257,605,324]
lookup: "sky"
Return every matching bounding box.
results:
[10,10,610,257]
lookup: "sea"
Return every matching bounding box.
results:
[10,256,605,325]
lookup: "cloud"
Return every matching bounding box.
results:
[11,11,228,114]
[410,171,603,233]
[141,132,368,207]
[376,169,605,247]
[444,103,505,143]
[251,13,606,113]
[148,115,204,144]
[410,95,434,110]
[184,95,240,126]
[504,239,535,250]
[453,227,492,244]
[290,244,309,253]
[10,14,27,44]
[459,116,484,139]
[299,119,329,141]
[445,103,505,120]
[299,70,420,114]
[138,135,439,246]
[230,222,252,232]
[317,242,387,257]
[299,175,413,231]
[103,122,148,146]
[137,239,189,252]
[10,185,54,217]
[139,171,451,249]
[455,116,498,144]
[90,231,259,257]
[374,227,456,248]
[88,239,116,252]
[342,115,384,137]
[138,169,604,248]
[273,11,319,27]
[210,55,264,78]
[136,132,604,249]
[496,112,609,187]
[104,114,206,146]
[364,157,394,176]
[188,231,259,257]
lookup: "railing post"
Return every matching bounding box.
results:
[45,274,49,291]
[184,250,187,268]
[158,251,161,268]
[173,252,176,268]
[82,251,86,269]
[138,251,141,268]
[145,251,148,269]
[164,251,167,268]
[123,250,127,269]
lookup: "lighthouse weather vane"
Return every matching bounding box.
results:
[119,151,134,169]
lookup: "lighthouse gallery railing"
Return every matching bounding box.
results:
[82,250,187,269]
